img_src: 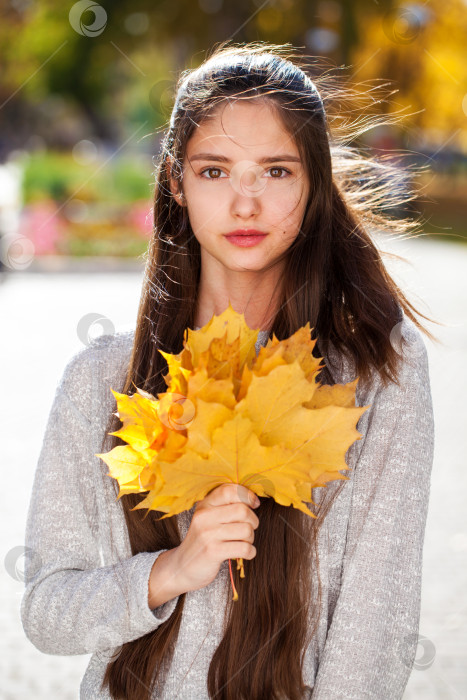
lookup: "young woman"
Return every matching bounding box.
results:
[21,42,435,700]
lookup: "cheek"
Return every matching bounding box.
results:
[267,198,305,229]
[187,184,227,217]
[266,182,306,215]
[186,195,213,223]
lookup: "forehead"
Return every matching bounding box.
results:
[186,98,299,156]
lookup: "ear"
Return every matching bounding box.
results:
[166,156,185,207]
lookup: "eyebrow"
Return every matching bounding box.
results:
[188,153,301,164]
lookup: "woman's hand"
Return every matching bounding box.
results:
[148,484,260,608]
[173,483,260,594]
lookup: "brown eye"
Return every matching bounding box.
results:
[268,167,290,178]
[202,168,223,179]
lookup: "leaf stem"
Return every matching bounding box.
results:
[228,559,239,601]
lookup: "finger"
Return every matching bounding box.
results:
[221,542,257,562]
[216,503,260,529]
[203,483,259,508]
[220,522,255,544]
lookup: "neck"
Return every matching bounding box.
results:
[194,268,282,333]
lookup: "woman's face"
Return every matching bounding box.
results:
[169,97,310,275]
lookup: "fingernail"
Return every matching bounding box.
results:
[253,497,260,508]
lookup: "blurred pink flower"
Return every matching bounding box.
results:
[19,200,65,255]
[127,201,153,238]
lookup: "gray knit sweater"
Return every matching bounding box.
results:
[21,316,434,699]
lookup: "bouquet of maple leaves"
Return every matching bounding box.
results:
[96,304,368,600]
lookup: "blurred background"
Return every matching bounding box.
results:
[0,0,466,698]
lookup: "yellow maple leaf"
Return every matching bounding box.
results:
[96,302,369,599]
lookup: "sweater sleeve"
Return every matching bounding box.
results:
[311,321,434,699]
[20,342,180,656]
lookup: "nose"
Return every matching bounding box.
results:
[230,186,261,220]
[228,161,266,219]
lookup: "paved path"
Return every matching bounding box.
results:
[0,235,466,699]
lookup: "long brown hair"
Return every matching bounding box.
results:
[100,41,436,699]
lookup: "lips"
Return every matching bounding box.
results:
[225,229,267,237]
[224,230,268,248]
